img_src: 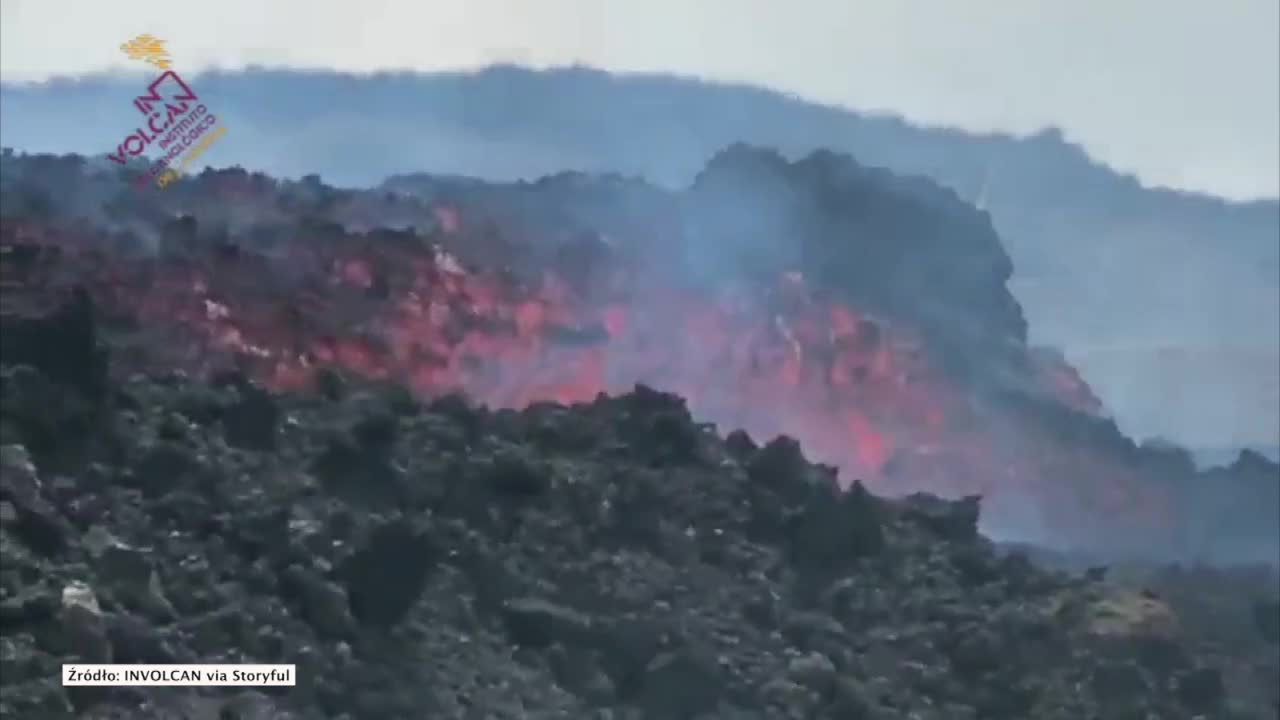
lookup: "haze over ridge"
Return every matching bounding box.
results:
[2,0,1277,200]
[1,0,1276,454]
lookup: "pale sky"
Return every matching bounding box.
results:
[1,0,1277,200]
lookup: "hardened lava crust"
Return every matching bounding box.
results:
[0,285,1276,719]
[0,148,1277,718]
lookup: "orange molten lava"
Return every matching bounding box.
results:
[1,209,1174,547]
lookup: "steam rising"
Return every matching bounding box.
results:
[3,144,1276,565]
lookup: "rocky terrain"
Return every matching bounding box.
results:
[5,67,1277,453]
[2,147,1276,563]
[0,147,1277,718]
[1,290,1276,719]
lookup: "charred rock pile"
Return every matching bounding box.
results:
[1,289,1276,719]
[2,146,1278,717]
[2,147,1276,563]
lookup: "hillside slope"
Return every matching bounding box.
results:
[1,290,1276,719]
[2,66,1276,449]
[1,147,1276,565]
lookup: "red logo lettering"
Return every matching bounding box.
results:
[132,71,198,116]
[148,112,171,135]
[163,102,189,125]
[123,134,146,156]
[107,143,129,164]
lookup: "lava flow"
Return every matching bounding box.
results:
[1,198,1180,556]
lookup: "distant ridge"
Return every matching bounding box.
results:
[1193,446,1280,470]
[2,65,1276,448]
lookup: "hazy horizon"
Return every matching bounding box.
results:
[0,2,1276,452]
[2,63,1276,450]
[2,0,1277,201]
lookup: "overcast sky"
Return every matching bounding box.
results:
[1,0,1277,200]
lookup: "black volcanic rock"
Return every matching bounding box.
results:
[688,144,1026,379]
[0,294,1272,718]
[1,148,1274,563]
[789,479,885,575]
[220,381,280,451]
[901,492,983,541]
[0,286,106,402]
[340,519,436,628]
[499,597,594,648]
[0,153,1276,719]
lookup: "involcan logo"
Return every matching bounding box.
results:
[109,35,229,191]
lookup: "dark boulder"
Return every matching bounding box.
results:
[340,520,436,628]
[901,492,982,541]
[0,286,107,402]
